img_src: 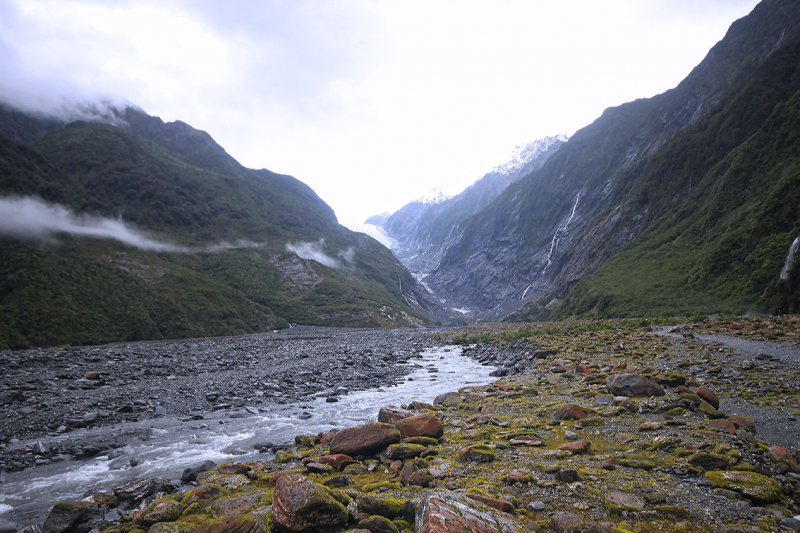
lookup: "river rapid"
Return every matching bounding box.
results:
[0,344,496,529]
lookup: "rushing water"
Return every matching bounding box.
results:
[0,346,496,528]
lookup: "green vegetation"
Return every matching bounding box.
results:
[0,108,427,348]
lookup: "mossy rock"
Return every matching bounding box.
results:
[362,481,402,492]
[704,471,782,503]
[699,400,726,419]
[356,493,405,519]
[459,444,496,463]
[401,436,439,446]
[359,514,399,533]
[616,458,656,470]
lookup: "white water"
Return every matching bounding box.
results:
[780,236,799,280]
[0,346,496,528]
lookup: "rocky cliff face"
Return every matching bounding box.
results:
[425,0,800,317]
[377,136,567,282]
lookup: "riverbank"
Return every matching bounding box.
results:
[6,317,800,532]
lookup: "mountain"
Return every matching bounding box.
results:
[425,0,800,319]
[0,104,436,349]
[373,135,567,282]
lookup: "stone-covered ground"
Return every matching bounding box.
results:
[18,317,800,532]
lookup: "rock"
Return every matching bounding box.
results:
[565,430,578,440]
[555,469,580,483]
[219,463,251,475]
[509,437,543,447]
[770,445,800,473]
[205,514,271,533]
[553,404,587,420]
[378,407,412,424]
[0,518,16,533]
[614,433,634,443]
[113,477,177,504]
[407,469,434,488]
[42,501,103,533]
[181,461,217,483]
[209,491,271,517]
[606,492,644,512]
[709,419,737,434]
[508,469,532,484]
[696,385,719,409]
[416,491,532,533]
[433,392,460,406]
[0,390,24,405]
[704,471,783,503]
[330,423,401,456]
[83,372,101,380]
[548,512,592,533]
[384,443,426,460]
[316,454,355,470]
[271,473,348,532]
[305,462,333,474]
[196,472,251,490]
[356,493,404,519]
[607,374,665,397]
[688,453,730,470]
[134,499,184,526]
[409,401,435,410]
[559,440,591,454]
[359,515,399,533]
[466,493,515,514]
[459,444,495,463]
[395,414,443,439]
[489,367,511,377]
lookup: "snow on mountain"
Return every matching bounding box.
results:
[489,134,570,177]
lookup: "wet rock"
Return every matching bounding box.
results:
[416,491,532,533]
[607,374,665,397]
[378,407,412,424]
[553,404,587,420]
[330,423,401,456]
[42,501,103,533]
[704,471,783,503]
[113,477,177,504]
[395,414,443,439]
[271,473,348,532]
[181,460,218,483]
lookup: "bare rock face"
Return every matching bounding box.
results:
[330,423,401,456]
[271,473,348,532]
[607,374,665,397]
[416,491,533,533]
[395,414,443,439]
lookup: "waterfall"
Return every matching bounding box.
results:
[780,236,800,280]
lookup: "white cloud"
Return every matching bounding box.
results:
[0,195,186,251]
[286,239,353,270]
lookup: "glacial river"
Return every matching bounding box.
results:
[0,346,496,529]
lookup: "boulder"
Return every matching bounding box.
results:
[42,501,104,533]
[607,374,665,397]
[433,392,460,406]
[769,445,800,473]
[459,444,495,463]
[384,443,426,460]
[696,385,720,409]
[330,423,401,456]
[395,414,443,439]
[704,471,782,503]
[359,515,399,533]
[356,493,405,519]
[271,473,348,532]
[316,454,355,469]
[687,453,730,470]
[553,404,586,420]
[181,460,217,484]
[416,491,533,533]
[113,478,177,504]
[378,407,412,424]
[134,499,184,526]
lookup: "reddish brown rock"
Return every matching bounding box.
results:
[206,514,271,533]
[554,469,580,483]
[395,414,443,439]
[553,404,587,420]
[709,419,736,434]
[729,415,756,432]
[209,491,271,517]
[769,445,800,473]
[83,371,102,380]
[612,361,627,372]
[384,443,426,460]
[409,401,435,410]
[549,513,599,533]
[507,469,532,484]
[416,491,533,533]
[218,464,250,475]
[400,461,419,485]
[316,454,355,470]
[607,374,665,397]
[466,494,515,514]
[559,440,591,454]
[696,385,719,409]
[408,469,435,488]
[687,453,730,470]
[378,407,412,425]
[330,423,401,456]
[272,474,348,532]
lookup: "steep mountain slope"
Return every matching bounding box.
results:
[377,136,566,279]
[425,0,800,317]
[0,106,434,348]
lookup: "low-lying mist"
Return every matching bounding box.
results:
[286,239,354,270]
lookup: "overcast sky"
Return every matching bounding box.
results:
[0,0,761,226]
